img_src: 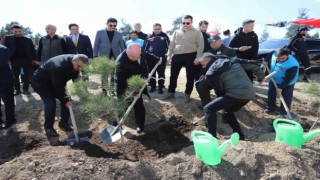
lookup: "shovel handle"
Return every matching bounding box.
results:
[69,106,79,141]
[264,64,292,119]
[110,58,162,135]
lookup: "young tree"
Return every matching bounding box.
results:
[166,16,183,35]
[259,26,270,43]
[0,21,33,38]
[118,19,133,41]
[285,8,309,38]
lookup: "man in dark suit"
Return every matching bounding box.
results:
[0,44,16,129]
[93,18,125,59]
[4,25,36,95]
[66,23,93,58]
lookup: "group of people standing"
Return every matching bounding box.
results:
[0,15,312,140]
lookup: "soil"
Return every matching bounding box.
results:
[0,68,320,179]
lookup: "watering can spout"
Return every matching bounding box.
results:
[217,133,240,155]
[303,130,320,143]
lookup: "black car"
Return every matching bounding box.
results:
[258,38,320,72]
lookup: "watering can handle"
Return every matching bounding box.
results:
[273,119,300,129]
[191,131,216,141]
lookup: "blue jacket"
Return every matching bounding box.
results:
[126,38,144,48]
[145,32,170,57]
[270,53,299,88]
[0,45,14,90]
[66,34,93,58]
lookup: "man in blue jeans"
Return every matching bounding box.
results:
[31,54,88,137]
[264,48,299,117]
[0,44,16,129]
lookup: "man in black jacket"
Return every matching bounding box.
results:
[116,43,160,133]
[4,25,36,95]
[145,23,170,94]
[31,54,88,137]
[287,26,311,82]
[134,23,148,41]
[0,44,16,129]
[229,19,259,82]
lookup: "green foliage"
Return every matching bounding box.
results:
[167,16,183,35]
[0,21,33,38]
[71,57,146,121]
[302,81,320,97]
[118,19,132,41]
[285,8,309,38]
[259,26,270,43]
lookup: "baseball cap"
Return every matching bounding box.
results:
[242,19,255,26]
[208,35,221,43]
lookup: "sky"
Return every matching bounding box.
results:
[1,0,320,42]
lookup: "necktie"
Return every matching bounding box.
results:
[73,35,78,46]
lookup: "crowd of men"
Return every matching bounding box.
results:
[0,15,312,140]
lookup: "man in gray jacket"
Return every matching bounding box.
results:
[93,18,125,59]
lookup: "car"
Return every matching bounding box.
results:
[258,38,320,73]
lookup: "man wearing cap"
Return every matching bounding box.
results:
[287,26,311,82]
[208,35,237,58]
[165,15,204,103]
[229,19,259,82]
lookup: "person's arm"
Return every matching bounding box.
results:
[93,31,100,57]
[37,37,43,61]
[167,31,176,57]
[252,34,259,59]
[50,68,70,104]
[227,47,237,58]
[277,66,298,89]
[288,36,299,52]
[115,60,129,97]
[164,34,170,51]
[196,31,204,58]
[119,34,125,52]
[229,36,238,48]
[61,38,67,54]
[28,39,36,60]
[86,36,93,59]
[0,47,11,68]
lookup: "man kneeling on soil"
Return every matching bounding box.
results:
[202,55,255,140]
[31,54,89,137]
[115,43,160,134]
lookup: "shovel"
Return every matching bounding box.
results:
[264,64,299,120]
[66,106,90,146]
[101,58,163,143]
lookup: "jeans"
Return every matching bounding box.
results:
[267,82,294,115]
[196,78,213,107]
[204,95,249,137]
[12,59,32,91]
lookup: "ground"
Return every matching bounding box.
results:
[0,67,320,180]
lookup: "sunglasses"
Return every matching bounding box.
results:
[108,24,117,27]
[182,22,190,25]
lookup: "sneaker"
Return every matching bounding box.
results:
[22,90,31,95]
[158,88,163,94]
[45,128,59,137]
[0,119,17,129]
[163,93,175,100]
[14,90,21,96]
[149,87,156,93]
[185,94,191,103]
[58,122,73,131]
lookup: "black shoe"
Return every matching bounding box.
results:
[22,90,31,95]
[149,87,156,93]
[0,119,17,129]
[158,88,163,94]
[45,128,59,137]
[136,127,143,134]
[58,122,73,131]
[14,90,21,96]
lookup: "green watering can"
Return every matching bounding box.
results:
[273,119,320,148]
[191,131,239,166]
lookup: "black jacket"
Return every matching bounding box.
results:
[137,32,148,41]
[115,51,159,97]
[31,54,79,103]
[3,35,36,61]
[145,32,170,57]
[229,27,259,59]
[0,45,14,89]
[288,33,308,56]
[66,34,93,58]
[202,32,211,53]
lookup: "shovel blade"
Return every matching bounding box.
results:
[66,136,90,146]
[101,124,127,143]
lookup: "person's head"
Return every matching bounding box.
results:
[298,26,309,36]
[12,25,23,37]
[130,31,138,40]
[126,43,141,61]
[275,48,290,62]
[199,53,217,68]
[153,23,162,35]
[199,20,209,33]
[68,23,79,35]
[134,23,142,32]
[182,15,193,31]
[45,24,57,36]
[242,19,255,33]
[208,35,222,49]
[106,18,118,31]
[71,54,89,71]
[223,29,231,36]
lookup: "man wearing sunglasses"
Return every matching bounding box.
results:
[165,15,204,103]
[264,48,299,118]
[93,18,125,59]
